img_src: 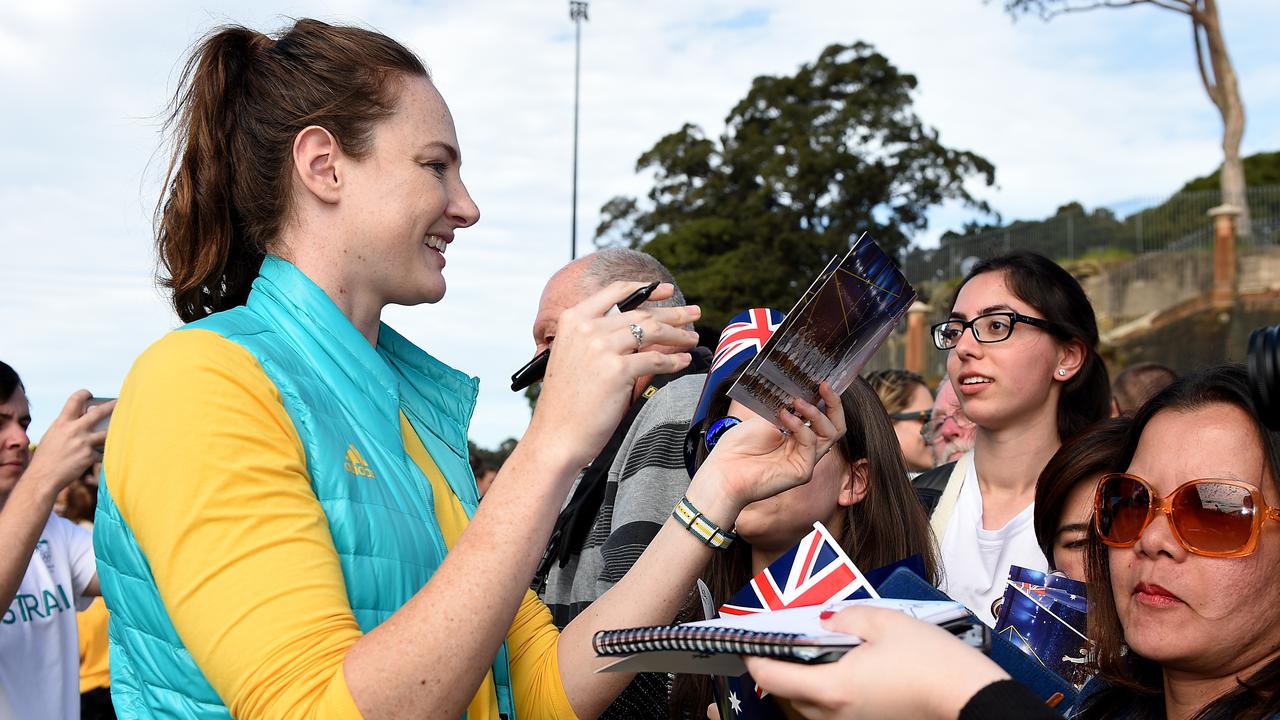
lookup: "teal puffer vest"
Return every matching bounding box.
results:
[94,256,516,719]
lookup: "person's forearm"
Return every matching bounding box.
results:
[0,468,59,608]
[556,474,739,718]
[342,434,581,720]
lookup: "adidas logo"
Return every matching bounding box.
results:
[343,444,376,478]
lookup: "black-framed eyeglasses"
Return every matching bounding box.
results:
[889,409,932,423]
[931,312,1059,350]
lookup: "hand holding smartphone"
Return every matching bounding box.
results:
[86,397,115,435]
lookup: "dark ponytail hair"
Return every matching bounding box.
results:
[952,250,1110,440]
[157,19,428,322]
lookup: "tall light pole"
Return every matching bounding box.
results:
[569,0,588,260]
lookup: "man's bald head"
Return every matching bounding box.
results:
[532,249,686,355]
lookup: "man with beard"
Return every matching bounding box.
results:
[924,377,976,467]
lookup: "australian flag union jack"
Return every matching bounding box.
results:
[719,521,878,617]
[713,522,877,716]
[710,308,783,374]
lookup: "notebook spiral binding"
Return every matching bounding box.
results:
[592,626,807,659]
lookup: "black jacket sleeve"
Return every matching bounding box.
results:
[911,461,956,516]
[959,680,1066,720]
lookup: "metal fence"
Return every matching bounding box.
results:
[897,185,1280,289]
[861,185,1280,382]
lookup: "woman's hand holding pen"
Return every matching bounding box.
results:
[686,382,845,530]
[525,281,700,473]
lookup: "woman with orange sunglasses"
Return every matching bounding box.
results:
[742,363,1280,720]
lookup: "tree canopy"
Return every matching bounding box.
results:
[596,42,995,331]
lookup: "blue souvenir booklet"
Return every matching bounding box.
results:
[993,565,1091,689]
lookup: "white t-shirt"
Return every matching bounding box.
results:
[938,455,1048,626]
[0,514,96,720]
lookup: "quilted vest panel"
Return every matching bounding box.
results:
[95,256,515,719]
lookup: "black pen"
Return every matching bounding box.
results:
[510,281,662,391]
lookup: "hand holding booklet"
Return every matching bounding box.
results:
[592,597,970,677]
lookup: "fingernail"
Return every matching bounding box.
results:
[819,610,834,620]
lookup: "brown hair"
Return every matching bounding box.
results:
[670,377,939,717]
[1033,417,1129,567]
[950,251,1111,440]
[1111,362,1177,416]
[864,368,928,415]
[1078,364,1280,719]
[156,19,428,322]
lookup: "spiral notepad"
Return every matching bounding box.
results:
[594,598,969,676]
[593,625,855,663]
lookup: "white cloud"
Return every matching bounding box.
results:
[3,0,1277,446]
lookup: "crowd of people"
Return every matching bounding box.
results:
[2,17,1277,720]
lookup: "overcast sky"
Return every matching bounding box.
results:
[3,0,1278,447]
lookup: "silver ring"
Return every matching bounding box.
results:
[629,323,645,352]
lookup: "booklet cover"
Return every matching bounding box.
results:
[727,234,916,426]
[993,566,1090,689]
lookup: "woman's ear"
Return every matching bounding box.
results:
[838,458,871,508]
[292,125,342,205]
[1054,337,1088,382]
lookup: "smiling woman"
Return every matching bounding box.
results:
[94,17,845,720]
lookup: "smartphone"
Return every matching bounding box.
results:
[86,397,115,434]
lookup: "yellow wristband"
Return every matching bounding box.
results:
[672,497,736,549]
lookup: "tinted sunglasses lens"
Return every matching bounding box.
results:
[704,416,742,453]
[1172,482,1256,554]
[1097,475,1151,545]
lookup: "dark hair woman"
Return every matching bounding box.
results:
[669,314,939,718]
[915,250,1111,625]
[1077,364,1280,720]
[95,20,844,719]
[1033,417,1130,581]
[741,364,1280,720]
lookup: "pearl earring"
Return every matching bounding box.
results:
[1057,368,1067,377]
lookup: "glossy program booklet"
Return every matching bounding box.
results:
[993,566,1090,689]
[727,234,916,425]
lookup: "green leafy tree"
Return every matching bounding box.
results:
[596,42,995,331]
[1000,0,1250,236]
[467,437,518,473]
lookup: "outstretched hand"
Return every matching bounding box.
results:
[745,606,1008,720]
[527,281,700,472]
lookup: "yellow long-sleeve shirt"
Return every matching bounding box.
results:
[104,329,576,719]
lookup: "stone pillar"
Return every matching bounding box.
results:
[1209,204,1242,310]
[905,301,931,375]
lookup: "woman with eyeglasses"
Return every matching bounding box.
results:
[669,311,940,718]
[742,363,1280,720]
[864,369,936,475]
[913,250,1111,624]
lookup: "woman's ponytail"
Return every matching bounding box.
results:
[154,20,428,322]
